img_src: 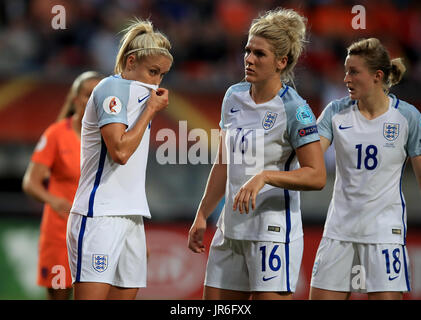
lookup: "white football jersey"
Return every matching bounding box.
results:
[71,75,157,217]
[318,94,421,244]
[217,82,320,243]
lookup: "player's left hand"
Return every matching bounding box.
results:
[233,172,266,214]
[188,213,207,253]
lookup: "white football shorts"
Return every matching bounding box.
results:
[66,213,147,288]
[204,228,303,293]
[310,237,411,293]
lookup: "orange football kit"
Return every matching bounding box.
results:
[31,118,80,288]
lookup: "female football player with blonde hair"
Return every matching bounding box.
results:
[67,19,172,300]
[188,8,326,300]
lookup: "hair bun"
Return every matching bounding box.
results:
[389,58,406,86]
[248,8,307,84]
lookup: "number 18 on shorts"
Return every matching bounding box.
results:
[311,238,411,292]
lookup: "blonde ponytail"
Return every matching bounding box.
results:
[114,19,173,74]
[389,58,406,87]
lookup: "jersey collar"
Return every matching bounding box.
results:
[388,93,400,109]
[114,74,159,91]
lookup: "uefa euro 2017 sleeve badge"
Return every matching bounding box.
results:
[92,254,108,273]
[383,123,400,141]
[295,105,315,125]
[262,111,278,130]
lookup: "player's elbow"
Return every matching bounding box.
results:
[22,178,30,194]
[109,150,129,165]
[21,174,33,195]
[302,167,326,191]
[311,170,326,191]
[312,179,326,191]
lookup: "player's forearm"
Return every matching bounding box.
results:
[196,162,227,220]
[22,178,56,206]
[112,107,156,164]
[411,155,421,191]
[262,166,326,191]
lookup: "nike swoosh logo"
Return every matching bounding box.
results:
[230,107,240,113]
[138,95,150,104]
[262,275,277,282]
[339,124,353,130]
[388,275,399,281]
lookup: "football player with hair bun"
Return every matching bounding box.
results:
[188,8,326,300]
[310,38,421,300]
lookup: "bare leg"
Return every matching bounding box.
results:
[73,282,111,300]
[46,288,72,300]
[368,291,403,300]
[252,292,293,300]
[309,287,351,300]
[203,286,250,300]
[107,287,139,300]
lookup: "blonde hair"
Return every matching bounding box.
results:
[57,71,103,121]
[114,19,173,74]
[347,38,406,92]
[248,8,307,83]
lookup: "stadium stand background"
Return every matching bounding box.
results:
[0,0,420,299]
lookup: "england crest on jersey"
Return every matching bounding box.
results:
[262,111,278,130]
[383,123,399,141]
[92,254,108,273]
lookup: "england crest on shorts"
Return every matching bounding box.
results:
[92,254,108,273]
[383,123,399,141]
[262,111,278,130]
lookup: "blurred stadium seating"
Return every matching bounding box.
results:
[0,0,420,299]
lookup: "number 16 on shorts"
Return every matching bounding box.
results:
[254,239,303,292]
[260,245,281,275]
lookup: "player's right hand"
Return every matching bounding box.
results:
[146,88,169,114]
